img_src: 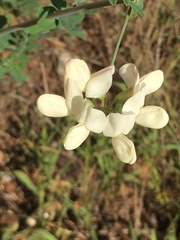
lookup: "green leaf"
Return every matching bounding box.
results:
[16,0,41,15]
[0,32,38,83]
[109,0,118,6]
[0,35,14,51]
[123,0,144,17]
[61,13,85,30]
[0,15,7,29]
[25,13,56,34]
[1,230,14,240]
[13,170,37,195]
[114,87,133,103]
[42,6,57,16]
[28,229,58,240]
[51,0,66,9]
[1,57,28,83]
[70,26,86,40]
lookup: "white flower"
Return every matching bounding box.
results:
[37,59,169,165]
[103,112,137,164]
[37,59,115,150]
[64,59,115,98]
[119,63,169,129]
[102,64,169,164]
[112,135,137,164]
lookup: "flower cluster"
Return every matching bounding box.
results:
[37,59,169,164]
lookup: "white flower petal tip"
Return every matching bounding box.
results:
[85,65,115,98]
[37,94,69,117]
[64,59,91,91]
[135,106,169,129]
[141,70,164,95]
[112,135,137,164]
[119,63,139,88]
[63,124,90,150]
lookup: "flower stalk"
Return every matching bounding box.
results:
[111,7,131,65]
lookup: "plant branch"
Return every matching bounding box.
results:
[0,0,123,37]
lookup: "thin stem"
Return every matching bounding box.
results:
[111,9,131,65]
[0,0,123,37]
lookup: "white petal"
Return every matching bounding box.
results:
[64,78,84,117]
[63,124,90,150]
[37,94,69,117]
[122,88,145,115]
[119,63,139,88]
[112,135,136,164]
[85,65,115,98]
[103,113,135,137]
[135,106,169,129]
[75,100,89,124]
[64,59,91,92]
[85,107,106,133]
[140,70,164,95]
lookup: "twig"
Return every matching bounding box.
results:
[8,92,32,105]
[155,28,164,69]
[134,180,146,231]
[0,0,123,37]
[0,129,16,140]
[40,62,49,93]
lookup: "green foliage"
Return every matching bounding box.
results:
[0,0,89,84]
[1,57,28,82]
[123,0,144,17]
[0,0,133,85]
[0,15,7,29]
[13,170,38,195]
[69,26,86,40]
[41,6,57,16]
[109,0,118,6]
[40,151,60,180]
[61,12,85,30]
[51,0,66,9]
[17,0,40,15]
[109,0,144,17]
[150,230,158,240]
[0,34,14,52]
[1,231,14,240]
[1,0,41,16]
[25,13,57,34]
[0,50,28,83]
[0,32,39,82]
[28,229,58,240]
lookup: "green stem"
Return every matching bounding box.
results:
[111,8,131,65]
[0,0,123,37]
